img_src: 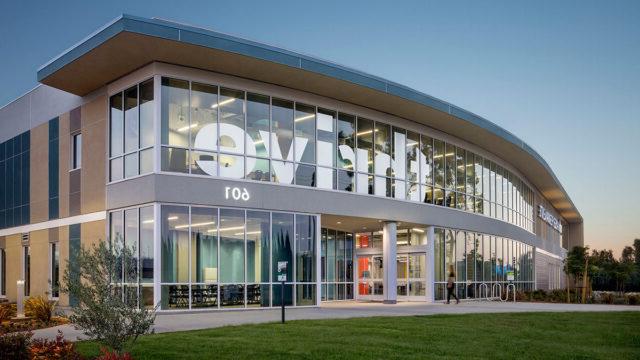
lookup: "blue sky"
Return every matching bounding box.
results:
[1,1,638,255]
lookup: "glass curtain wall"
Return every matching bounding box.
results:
[433,227,535,301]
[321,228,354,301]
[109,79,154,181]
[109,205,155,308]
[159,205,317,310]
[156,76,536,233]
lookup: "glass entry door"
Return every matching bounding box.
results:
[397,253,426,301]
[357,255,384,300]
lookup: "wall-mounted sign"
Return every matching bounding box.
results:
[538,205,562,233]
[225,186,250,201]
[506,271,515,282]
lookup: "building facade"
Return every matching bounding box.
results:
[0,15,582,310]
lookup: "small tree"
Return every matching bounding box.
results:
[564,246,589,302]
[61,238,157,353]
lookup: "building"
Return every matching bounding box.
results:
[0,15,582,310]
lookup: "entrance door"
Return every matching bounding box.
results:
[356,255,384,300]
[397,253,426,301]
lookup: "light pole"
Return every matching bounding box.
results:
[16,280,25,318]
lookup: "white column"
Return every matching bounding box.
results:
[382,221,397,304]
[315,214,322,306]
[425,226,435,303]
[153,203,161,308]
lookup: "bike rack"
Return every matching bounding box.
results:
[501,283,516,302]
[478,283,489,300]
[491,283,502,300]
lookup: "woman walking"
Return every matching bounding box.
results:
[446,266,460,304]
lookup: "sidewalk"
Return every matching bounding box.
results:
[32,300,640,341]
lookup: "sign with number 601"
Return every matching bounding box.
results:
[225,186,250,201]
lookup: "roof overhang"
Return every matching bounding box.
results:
[37,14,582,223]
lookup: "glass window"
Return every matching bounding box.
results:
[474,154,483,198]
[466,151,475,195]
[296,214,316,283]
[71,133,81,170]
[295,103,315,164]
[421,135,433,185]
[444,143,456,190]
[337,113,356,170]
[140,206,154,284]
[139,79,154,148]
[246,93,270,158]
[161,205,189,283]
[124,153,138,178]
[246,157,270,182]
[0,249,5,296]
[295,164,316,187]
[271,160,294,184]
[433,139,445,188]
[406,131,420,184]
[356,117,374,173]
[392,128,406,180]
[219,208,245,283]
[124,208,139,284]
[455,147,465,193]
[190,82,218,150]
[317,108,336,168]
[23,246,30,296]
[219,154,244,179]
[271,99,294,161]
[191,207,217,284]
[124,86,139,153]
[50,243,59,298]
[219,88,245,155]
[316,167,335,190]
[140,148,153,175]
[374,122,391,177]
[327,230,336,281]
[110,93,124,157]
[337,169,354,192]
[161,77,189,147]
[247,211,270,283]
[272,212,294,282]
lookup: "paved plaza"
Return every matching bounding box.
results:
[32,301,640,341]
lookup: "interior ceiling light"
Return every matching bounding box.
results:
[210,98,236,109]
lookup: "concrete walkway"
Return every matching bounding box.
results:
[32,301,640,341]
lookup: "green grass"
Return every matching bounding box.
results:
[76,312,640,359]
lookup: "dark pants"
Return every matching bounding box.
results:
[447,286,459,303]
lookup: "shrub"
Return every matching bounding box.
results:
[601,292,615,304]
[95,347,134,360]
[62,239,156,353]
[548,289,568,303]
[626,294,640,305]
[0,331,32,360]
[0,304,15,322]
[29,330,83,360]
[25,295,57,323]
[531,289,547,301]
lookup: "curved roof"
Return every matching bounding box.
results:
[36,14,581,223]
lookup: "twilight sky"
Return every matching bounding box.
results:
[1,1,638,256]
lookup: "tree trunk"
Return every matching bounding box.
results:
[582,257,589,304]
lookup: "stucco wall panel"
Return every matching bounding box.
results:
[81,95,106,214]
[30,123,49,223]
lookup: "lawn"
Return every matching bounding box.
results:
[76,312,640,359]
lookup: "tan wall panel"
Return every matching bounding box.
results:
[28,230,50,298]
[4,234,22,302]
[57,226,69,307]
[30,123,49,223]
[81,95,106,213]
[81,219,106,249]
[58,113,71,218]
